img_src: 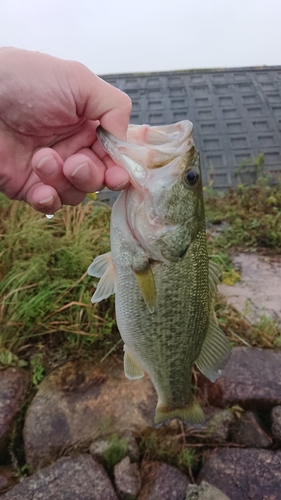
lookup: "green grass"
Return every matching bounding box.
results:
[205,179,281,251]
[0,195,116,358]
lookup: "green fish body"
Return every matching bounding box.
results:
[88,121,230,426]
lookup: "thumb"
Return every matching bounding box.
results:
[69,62,132,140]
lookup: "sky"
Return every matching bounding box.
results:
[0,0,280,75]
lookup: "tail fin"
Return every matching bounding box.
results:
[154,396,205,427]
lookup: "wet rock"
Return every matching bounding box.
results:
[198,346,281,411]
[271,406,281,443]
[24,359,156,470]
[204,407,234,443]
[198,448,281,500]
[218,253,281,325]
[230,411,272,448]
[114,456,141,500]
[186,480,230,500]
[0,467,18,495]
[138,460,189,500]
[0,454,118,500]
[0,368,30,461]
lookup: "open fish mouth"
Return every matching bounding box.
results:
[96,121,194,177]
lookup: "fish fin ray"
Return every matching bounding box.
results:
[154,397,205,427]
[195,318,231,383]
[124,347,144,380]
[88,252,113,278]
[89,253,116,303]
[208,260,222,297]
[132,264,156,313]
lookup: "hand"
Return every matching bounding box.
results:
[0,47,131,213]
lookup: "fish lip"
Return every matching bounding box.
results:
[96,121,195,187]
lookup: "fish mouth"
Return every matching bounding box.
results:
[96,121,194,186]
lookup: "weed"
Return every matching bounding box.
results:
[205,181,281,251]
[139,427,198,474]
[101,434,128,473]
[0,196,116,357]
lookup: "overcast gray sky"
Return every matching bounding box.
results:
[0,0,280,75]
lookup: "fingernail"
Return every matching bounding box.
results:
[37,155,57,176]
[71,162,89,180]
[39,196,54,206]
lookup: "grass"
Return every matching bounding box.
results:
[138,426,199,475]
[0,194,116,362]
[205,178,281,252]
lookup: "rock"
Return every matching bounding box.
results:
[186,480,230,500]
[0,454,118,500]
[24,359,156,470]
[198,346,281,411]
[0,467,18,495]
[138,460,190,500]
[114,456,141,500]
[204,407,234,443]
[218,253,281,325]
[271,406,281,443]
[89,439,112,461]
[230,411,272,448]
[0,368,30,461]
[198,448,281,500]
[90,433,139,464]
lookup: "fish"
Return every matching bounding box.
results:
[88,120,231,427]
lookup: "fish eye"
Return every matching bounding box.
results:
[184,169,200,186]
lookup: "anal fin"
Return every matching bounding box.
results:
[124,347,144,380]
[195,317,231,383]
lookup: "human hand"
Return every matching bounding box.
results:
[0,47,131,213]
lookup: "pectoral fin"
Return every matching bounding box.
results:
[195,318,231,383]
[88,252,116,303]
[132,264,156,313]
[124,347,144,380]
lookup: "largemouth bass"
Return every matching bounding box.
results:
[88,120,230,426]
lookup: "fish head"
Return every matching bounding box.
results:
[97,121,205,261]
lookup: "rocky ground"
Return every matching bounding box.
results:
[0,253,281,500]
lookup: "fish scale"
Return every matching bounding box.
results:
[88,121,231,426]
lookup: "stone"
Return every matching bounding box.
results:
[230,411,272,448]
[186,480,230,500]
[23,359,156,470]
[138,460,190,500]
[90,433,139,464]
[198,448,281,500]
[0,368,30,461]
[0,466,18,495]
[0,454,118,500]
[271,406,281,443]
[114,456,141,500]
[204,407,234,443]
[198,346,281,411]
[218,253,281,325]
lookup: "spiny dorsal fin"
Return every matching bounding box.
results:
[195,317,231,383]
[124,346,144,380]
[132,264,156,313]
[88,252,116,303]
